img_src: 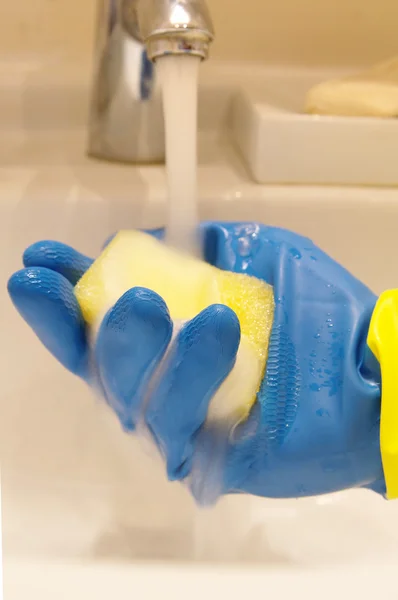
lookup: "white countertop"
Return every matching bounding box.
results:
[5,558,398,600]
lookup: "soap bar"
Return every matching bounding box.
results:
[305,57,398,117]
[75,230,275,425]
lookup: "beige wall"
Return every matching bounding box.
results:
[2,0,398,66]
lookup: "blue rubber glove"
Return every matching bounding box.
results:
[7,223,384,504]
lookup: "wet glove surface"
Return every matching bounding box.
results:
[8,223,384,503]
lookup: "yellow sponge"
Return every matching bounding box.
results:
[75,231,275,424]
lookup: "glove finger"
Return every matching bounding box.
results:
[7,267,88,377]
[23,241,93,285]
[145,304,240,481]
[95,287,173,431]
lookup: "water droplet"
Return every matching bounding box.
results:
[310,255,317,261]
[314,333,321,339]
[316,408,329,417]
[310,383,321,392]
[237,236,251,257]
[289,248,302,259]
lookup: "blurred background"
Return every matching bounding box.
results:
[3,0,398,65]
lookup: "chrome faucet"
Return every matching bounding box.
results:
[88,0,214,163]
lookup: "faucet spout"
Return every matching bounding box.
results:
[87,0,214,164]
[121,0,214,60]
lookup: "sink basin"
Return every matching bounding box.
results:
[3,60,398,598]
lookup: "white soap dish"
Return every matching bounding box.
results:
[231,73,398,186]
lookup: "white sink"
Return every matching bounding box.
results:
[3,61,398,598]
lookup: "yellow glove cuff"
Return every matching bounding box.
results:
[368,290,398,499]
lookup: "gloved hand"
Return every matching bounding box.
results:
[7,223,385,504]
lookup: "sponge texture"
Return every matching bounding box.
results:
[75,231,275,424]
